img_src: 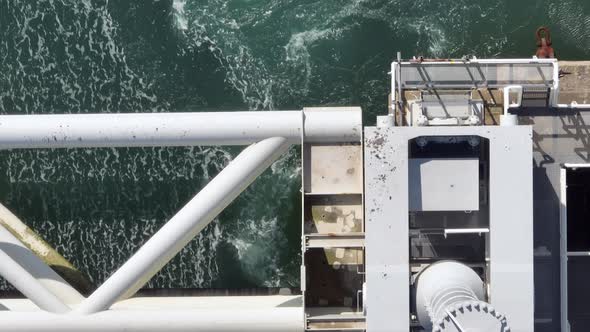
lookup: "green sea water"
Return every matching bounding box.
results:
[0,0,589,291]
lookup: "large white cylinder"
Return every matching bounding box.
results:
[0,110,361,148]
[415,261,508,332]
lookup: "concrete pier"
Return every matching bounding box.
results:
[558,61,590,104]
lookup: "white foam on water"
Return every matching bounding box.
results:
[224,147,301,287]
[284,28,338,94]
[180,2,276,110]
[23,217,223,288]
[0,0,230,289]
[549,0,590,51]
[173,0,188,31]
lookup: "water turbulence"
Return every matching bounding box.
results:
[0,0,300,290]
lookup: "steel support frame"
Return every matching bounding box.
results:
[0,210,85,305]
[0,110,361,148]
[74,136,291,314]
[364,125,533,332]
[0,108,361,327]
[390,58,561,109]
[0,225,70,313]
[0,308,303,332]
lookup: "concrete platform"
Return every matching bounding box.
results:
[559,61,590,104]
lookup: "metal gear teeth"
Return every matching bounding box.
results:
[435,301,511,332]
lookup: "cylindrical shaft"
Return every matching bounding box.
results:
[415,261,508,332]
[73,137,291,314]
[0,308,303,332]
[0,110,361,148]
[415,261,484,329]
[0,225,84,304]
[0,243,70,313]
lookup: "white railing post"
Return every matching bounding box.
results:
[501,85,523,126]
[73,137,291,314]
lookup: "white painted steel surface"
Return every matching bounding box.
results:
[0,216,84,305]
[0,225,83,305]
[364,127,410,332]
[376,115,395,127]
[0,296,303,331]
[487,126,534,332]
[0,228,70,313]
[391,58,560,109]
[408,158,480,211]
[74,137,291,314]
[0,308,303,331]
[365,126,534,332]
[501,85,522,126]
[0,294,301,311]
[415,261,489,330]
[0,110,361,149]
[556,103,590,109]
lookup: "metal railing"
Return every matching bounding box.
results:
[0,108,362,331]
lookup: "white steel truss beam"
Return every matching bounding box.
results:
[73,136,291,314]
[0,109,361,148]
[0,226,71,313]
[0,308,303,332]
[0,214,84,305]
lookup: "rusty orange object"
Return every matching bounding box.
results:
[536,26,555,58]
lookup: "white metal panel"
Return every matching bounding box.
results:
[486,126,534,332]
[304,144,363,194]
[409,158,479,211]
[364,126,534,332]
[365,127,410,332]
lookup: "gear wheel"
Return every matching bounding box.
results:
[432,300,510,332]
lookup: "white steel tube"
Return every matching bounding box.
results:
[550,59,560,106]
[556,103,590,109]
[0,110,361,149]
[415,261,509,332]
[395,58,558,65]
[74,137,291,314]
[0,308,303,332]
[0,225,84,305]
[0,241,70,313]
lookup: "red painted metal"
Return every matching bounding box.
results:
[536,26,555,58]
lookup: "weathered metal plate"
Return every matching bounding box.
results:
[303,144,362,194]
[305,195,363,234]
[409,158,479,211]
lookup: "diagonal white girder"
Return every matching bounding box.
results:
[73,136,291,314]
[0,213,85,305]
[0,226,71,313]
